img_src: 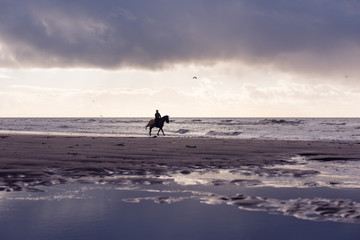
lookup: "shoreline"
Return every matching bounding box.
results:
[1,117,360,142]
[1,133,360,192]
[1,130,360,142]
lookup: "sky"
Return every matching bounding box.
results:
[1,0,360,117]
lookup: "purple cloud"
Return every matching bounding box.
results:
[0,0,359,77]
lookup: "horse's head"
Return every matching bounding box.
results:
[164,115,169,123]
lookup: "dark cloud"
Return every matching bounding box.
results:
[1,0,360,76]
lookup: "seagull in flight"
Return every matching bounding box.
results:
[193,76,197,79]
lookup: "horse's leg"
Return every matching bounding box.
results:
[149,126,153,136]
[157,128,161,136]
[161,128,165,136]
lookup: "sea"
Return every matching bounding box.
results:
[0,117,360,141]
[1,117,360,239]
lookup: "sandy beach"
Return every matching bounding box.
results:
[1,133,360,231]
[1,133,360,192]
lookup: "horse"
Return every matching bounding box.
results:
[145,115,169,136]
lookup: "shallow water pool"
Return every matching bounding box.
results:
[0,182,359,240]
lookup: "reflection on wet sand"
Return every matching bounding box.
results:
[2,154,360,192]
[3,182,360,224]
[124,192,360,224]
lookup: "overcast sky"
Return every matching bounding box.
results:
[1,0,360,117]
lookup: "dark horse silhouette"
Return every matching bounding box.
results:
[145,115,169,136]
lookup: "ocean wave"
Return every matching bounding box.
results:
[175,129,190,134]
[1,118,359,141]
[115,120,145,123]
[206,131,242,136]
[259,119,304,125]
[220,119,233,123]
[72,118,98,124]
[320,122,347,126]
[217,119,242,126]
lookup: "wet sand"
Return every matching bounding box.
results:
[1,134,360,192]
[2,133,360,225]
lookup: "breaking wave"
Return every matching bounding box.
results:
[0,117,359,140]
[206,131,242,136]
[175,129,190,134]
[320,122,347,126]
[259,119,304,125]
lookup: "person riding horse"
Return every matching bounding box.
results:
[146,112,169,136]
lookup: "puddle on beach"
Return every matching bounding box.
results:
[1,155,360,239]
[1,183,360,240]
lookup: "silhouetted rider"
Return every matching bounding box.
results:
[155,110,161,126]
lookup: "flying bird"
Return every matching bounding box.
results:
[193,76,197,79]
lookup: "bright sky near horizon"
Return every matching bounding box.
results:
[1,0,360,117]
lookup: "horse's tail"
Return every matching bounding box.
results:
[145,119,155,128]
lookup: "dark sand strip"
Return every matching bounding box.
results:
[1,134,359,191]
